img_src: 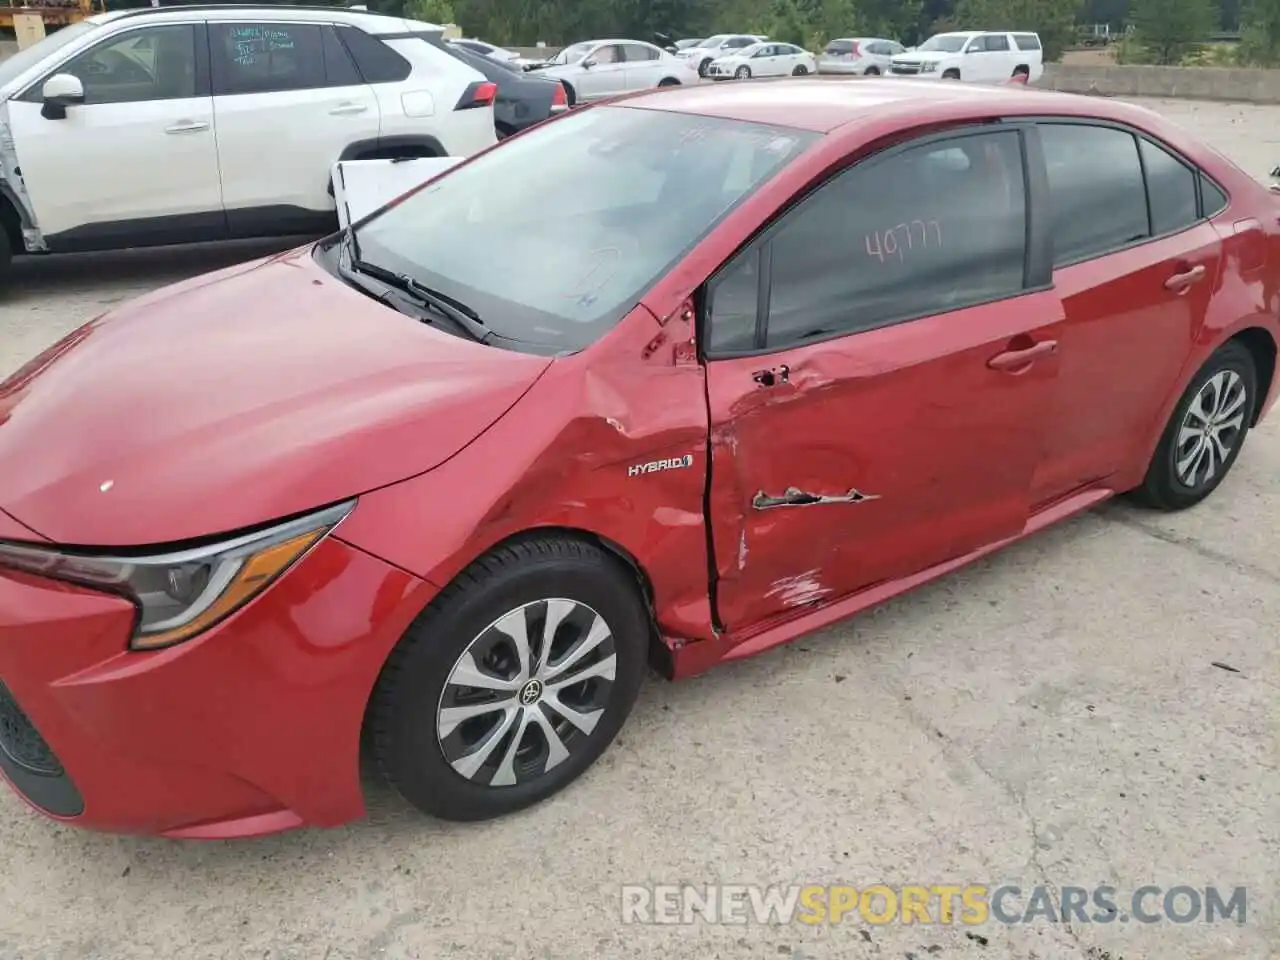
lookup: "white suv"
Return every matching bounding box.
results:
[888,31,1043,83]
[0,5,497,278]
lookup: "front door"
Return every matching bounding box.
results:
[209,20,380,236]
[578,44,627,99]
[7,22,222,248]
[703,127,1064,632]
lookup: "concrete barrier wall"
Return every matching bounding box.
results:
[1037,63,1280,104]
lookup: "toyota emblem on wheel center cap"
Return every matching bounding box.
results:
[518,679,544,706]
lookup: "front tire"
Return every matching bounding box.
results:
[369,536,650,822]
[699,57,713,77]
[1130,341,1257,511]
[942,68,961,80]
[735,65,751,79]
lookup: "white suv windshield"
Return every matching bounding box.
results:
[353,106,818,352]
[917,34,969,52]
[701,35,730,48]
[0,20,97,91]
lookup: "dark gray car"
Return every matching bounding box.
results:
[429,37,568,138]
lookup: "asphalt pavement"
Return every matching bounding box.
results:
[0,97,1276,960]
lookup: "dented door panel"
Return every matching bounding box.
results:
[706,289,1066,633]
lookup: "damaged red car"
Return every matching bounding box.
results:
[1,79,1277,838]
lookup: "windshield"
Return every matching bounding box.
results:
[700,34,730,48]
[675,38,703,49]
[917,34,969,52]
[551,41,594,64]
[0,20,97,91]
[352,107,818,352]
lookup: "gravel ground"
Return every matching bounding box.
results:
[0,98,1277,960]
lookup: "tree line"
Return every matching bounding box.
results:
[372,0,1280,66]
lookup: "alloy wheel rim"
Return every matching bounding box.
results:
[1174,370,1247,488]
[436,599,617,788]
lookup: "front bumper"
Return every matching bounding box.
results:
[0,536,433,837]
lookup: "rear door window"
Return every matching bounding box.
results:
[982,34,1010,51]
[211,22,328,95]
[1139,137,1199,236]
[1013,34,1041,51]
[1039,123,1149,266]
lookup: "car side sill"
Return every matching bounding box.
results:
[667,485,1115,680]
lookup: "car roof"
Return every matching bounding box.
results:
[612,77,1165,134]
[86,4,420,33]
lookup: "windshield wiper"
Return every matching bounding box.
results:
[339,233,491,344]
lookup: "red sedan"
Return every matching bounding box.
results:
[0,80,1276,838]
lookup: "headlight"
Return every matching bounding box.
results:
[0,501,353,650]
[920,61,939,73]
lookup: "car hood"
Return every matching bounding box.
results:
[0,247,552,547]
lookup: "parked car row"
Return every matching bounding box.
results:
[816,30,1043,84]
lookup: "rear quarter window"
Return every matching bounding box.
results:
[336,25,412,83]
[1014,34,1041,50]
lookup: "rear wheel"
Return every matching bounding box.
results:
[0,215,13,291]
[561,81,577,106]
[657,76,681,86]
[735,65,751,79]
[369,536,650,821]
[792,63,809,75]
[864,65,881,75]
[1130,341,1257,511]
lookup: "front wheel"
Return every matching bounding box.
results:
[369,536,650,821]
[1130,340,1258,511]
[735,65,751,79]
[942,68,961,80]
[699,57,713,77]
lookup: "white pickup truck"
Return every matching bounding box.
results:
[888,30,1043,83]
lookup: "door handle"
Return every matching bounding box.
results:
[164,120,209,134]
[1164,263,1206,293]
[329,103,369,116]
[987,339,1057,372]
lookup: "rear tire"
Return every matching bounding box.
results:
[864,65,880,75]
[1129,341,1257,511]
[792,64,809,75]
[562,81,577,106]
[657,77,681,87]
[1012,65,1030,79]
[369,536,650,822]
[0,216,13,291]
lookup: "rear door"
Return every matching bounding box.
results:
[210,19,379,235]
[703,126,1064,631]
[619,42,662,89]
[1028,121,1225,506]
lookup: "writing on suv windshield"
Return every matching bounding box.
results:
[353,106,819,352]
